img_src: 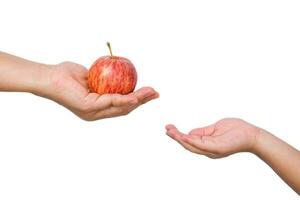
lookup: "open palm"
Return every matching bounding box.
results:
[166,118,260,158]
[46,62,159,120]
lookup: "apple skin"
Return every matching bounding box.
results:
[87,56,137,95]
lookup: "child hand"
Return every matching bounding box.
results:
[166,118,261,158]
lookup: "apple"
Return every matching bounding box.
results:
[87,42,137,95]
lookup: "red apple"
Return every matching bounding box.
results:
[87,42,137,95]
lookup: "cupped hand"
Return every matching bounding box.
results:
[165,118,261,158]
[43,62,159,121]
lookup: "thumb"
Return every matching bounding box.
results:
[189,124,215,136]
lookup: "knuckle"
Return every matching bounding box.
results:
[121,110,131,116]
[79,115,93,121]
[77,110,96,121]
[80,104,92,113]
[78,113,93,121]
[181,145,190,151]
[190,149,200,154]
[207,154,219,159]
[78,100,94,113]
[213,148,224,155]
[120,108,131,116]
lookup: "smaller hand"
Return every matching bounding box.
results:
[43,62,159,121]
[165,118,261,158]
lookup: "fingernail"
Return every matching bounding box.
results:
[165,125,171,130]
[144,89,155,96]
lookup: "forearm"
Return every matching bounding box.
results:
[254,129,300,194]
[0,52,51,95]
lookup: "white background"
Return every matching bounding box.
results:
[0,0,300,199]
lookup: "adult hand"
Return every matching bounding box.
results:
[165,118,260,158]
[41,61,159,121]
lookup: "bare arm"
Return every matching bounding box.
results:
[0,52,50,94]
[165,118,300,195]
[0,51,159,120]
[254,129,300,194]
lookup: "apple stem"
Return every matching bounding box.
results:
[107,42,113,57]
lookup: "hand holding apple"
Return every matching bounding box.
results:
[40,43,159,120]
[45,61,158,121]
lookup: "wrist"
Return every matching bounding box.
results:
[251,128,269,156]
[29,63,55,98]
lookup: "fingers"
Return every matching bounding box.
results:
[181,134,219,154]
[82,87,159,120]
[94,87,159,110]
[94,106,131,119]
[111,94,138,107]
[97,87,159,117]
[140,92,159,104]
[165,125,214,156]
[91,93,137,110]
[133,87,159,104]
